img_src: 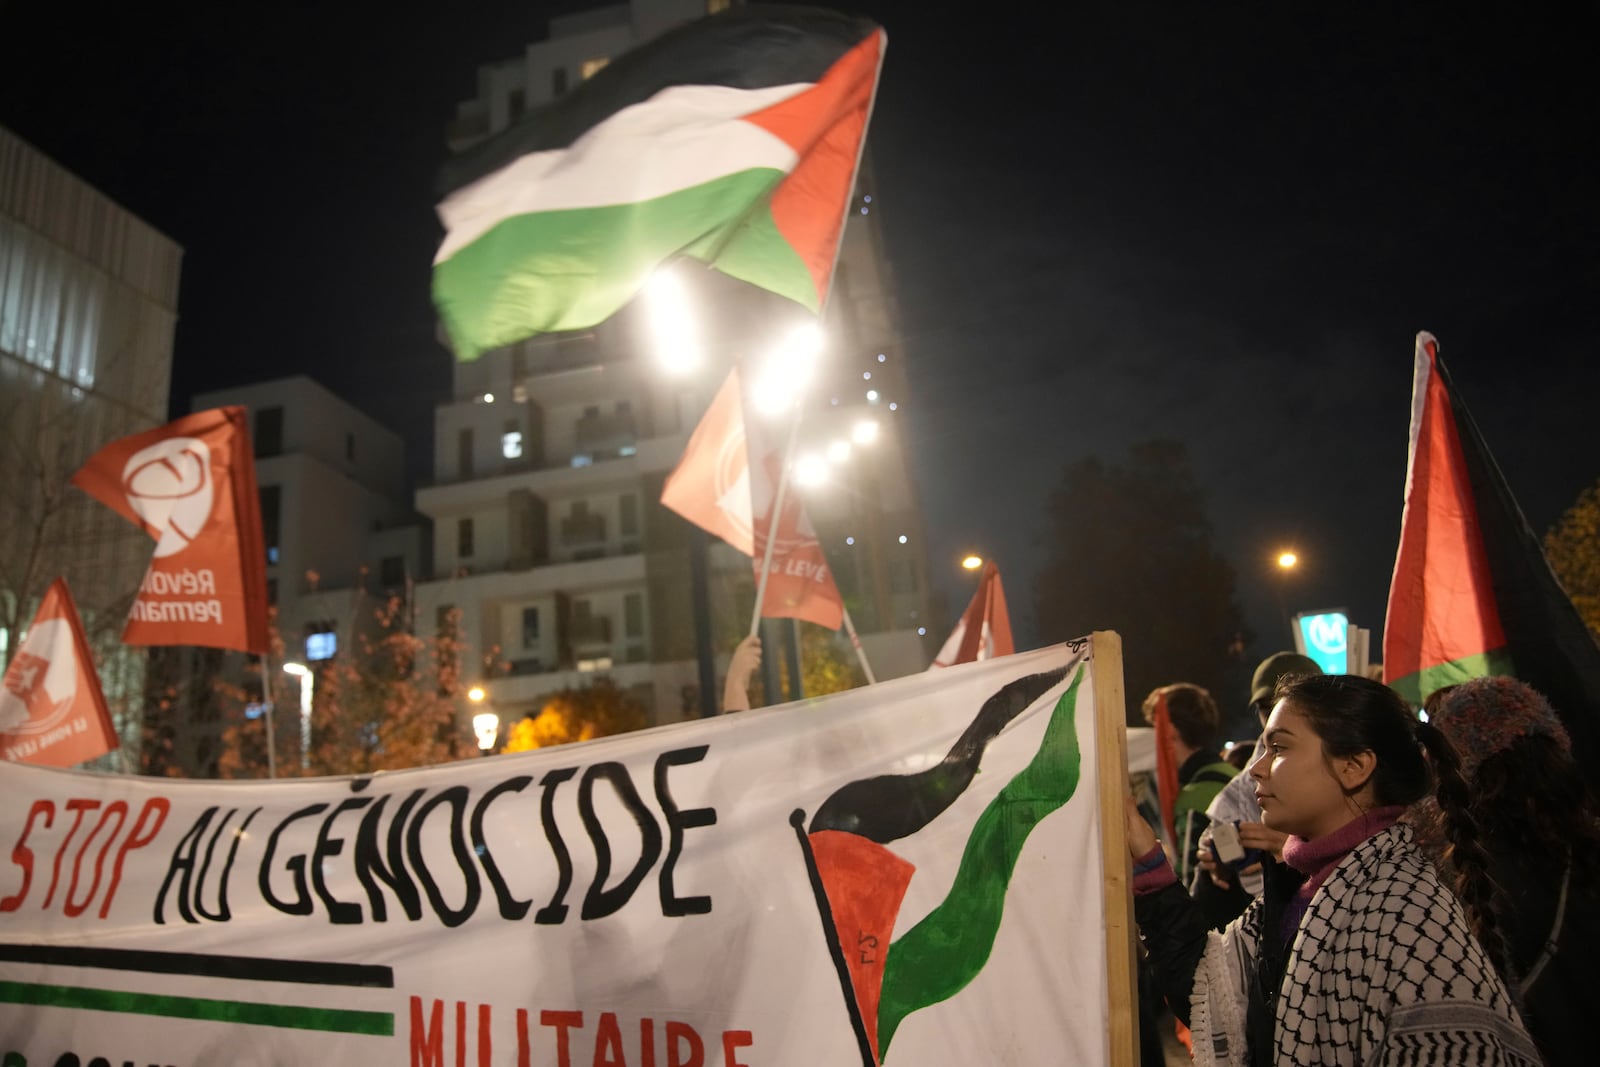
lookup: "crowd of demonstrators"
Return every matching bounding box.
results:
[1141,683,1240,890]
[1421,677,1600,1067]
[1191,653,1320,929]
[1129,673,1542,1067]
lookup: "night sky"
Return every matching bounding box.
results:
[4,2,1596,662]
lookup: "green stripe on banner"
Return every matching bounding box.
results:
[1389,646,1516,707]
[876,672,1084,1056]
[433,167,816,361]
[0,980,394,1036]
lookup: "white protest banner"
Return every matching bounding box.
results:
[0,635,1134,1067]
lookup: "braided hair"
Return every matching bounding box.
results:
[1275,674,1512,977]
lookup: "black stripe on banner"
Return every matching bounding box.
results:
[440,3,879,193]
[0,943,393,989]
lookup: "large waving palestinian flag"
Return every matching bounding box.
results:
[1384,332,1600,772]
[794,666,1083,1064]
[432,6,884,361]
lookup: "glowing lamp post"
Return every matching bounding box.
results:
[281,662,313,770]
[468,686,498,754]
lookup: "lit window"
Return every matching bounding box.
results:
[863,195,873,203]
[571,454,593,468]
[501,431,523,459]
[863,371,872,380]
[877,353,886,363]
[860,207,869,215]
[306,632,337,661]
[898,534,908,544]
[581,57,610,79]
[577,656,614,673]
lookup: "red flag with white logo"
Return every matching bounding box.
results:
[661,368,844,630]
[70,406,269,654]
[1,579,119,767]
[930,561,1015,668]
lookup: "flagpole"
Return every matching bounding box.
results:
[840,606,877,684]
[257,651,277,779]
[747,405,804,639]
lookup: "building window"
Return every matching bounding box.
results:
[345,432,355,461]
[458,517,475,559]
[458,428,474,480]
[620,493,638,537]
[260,485,281,565]
[306,629,337,662]
[522,607,540,647]
[254,407,283,458]
[379,555,405,588]
[552,67,568,96]
[707,0,731,12]
[502,418,523,459]
[581,57,610,80]
[508,87,526,119]
[624,593,644,639]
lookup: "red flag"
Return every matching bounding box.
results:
[661,368,845,630]
[71,406,269,654]
[0,580,119,767]
[930,561,1015,668]
[1382,333,1512,704]
[1151,689,1180,847]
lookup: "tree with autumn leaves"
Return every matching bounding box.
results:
[1546,476,1600,641]
[217,598,474,777]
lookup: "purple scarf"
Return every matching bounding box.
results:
[1278,805,1407,943]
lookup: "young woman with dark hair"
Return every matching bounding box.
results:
[1426,676,1600,1067]
[1127,673,1541,1067]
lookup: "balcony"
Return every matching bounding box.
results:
[569,615,612,647]
[560,513,606,546]
[574,410,637,463]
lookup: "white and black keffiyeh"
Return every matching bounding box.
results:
[1189,823,1544,1067]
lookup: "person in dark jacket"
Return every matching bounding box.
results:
[1127,674,1540,1067]
[1427,676,1600,1067]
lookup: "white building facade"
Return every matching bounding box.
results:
[0,125,183,756]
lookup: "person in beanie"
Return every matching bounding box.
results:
[1428,676,1600,1067]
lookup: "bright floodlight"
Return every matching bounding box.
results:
[962,555,984,570]
[794,453,829,487]
[472,711,500,752]
[282,662,309,677]
[827,440,852,464]
[851,419,879,445]
[750,322,825,416]
[644,267,701,376]
[1277,551,1299,570]
[467,685,487,703]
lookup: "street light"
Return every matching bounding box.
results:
[643,266,701,376]
[282,662,313,770]
[1272,549,1300,636]
[1277,551,1299,571]
[467,685,486,704]
[472,711,500,753]
[961,554,984,571]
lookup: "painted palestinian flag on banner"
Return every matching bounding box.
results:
[930,561,1015,667]
[661,367,844,630]
[432,6,884,361]
[71,407,270,654]
[1384,332,1600,770]
[796,665,1083,1064]
[0,579,119,767]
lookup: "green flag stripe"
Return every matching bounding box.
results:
[1389,646,1515,706]
[0,980,394,1036]
[876,672,1084,1056]
[432,167,816,361]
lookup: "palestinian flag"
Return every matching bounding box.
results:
[432,6,885,361]
[1384,332,1600,769]
[794,665,1082,1064]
